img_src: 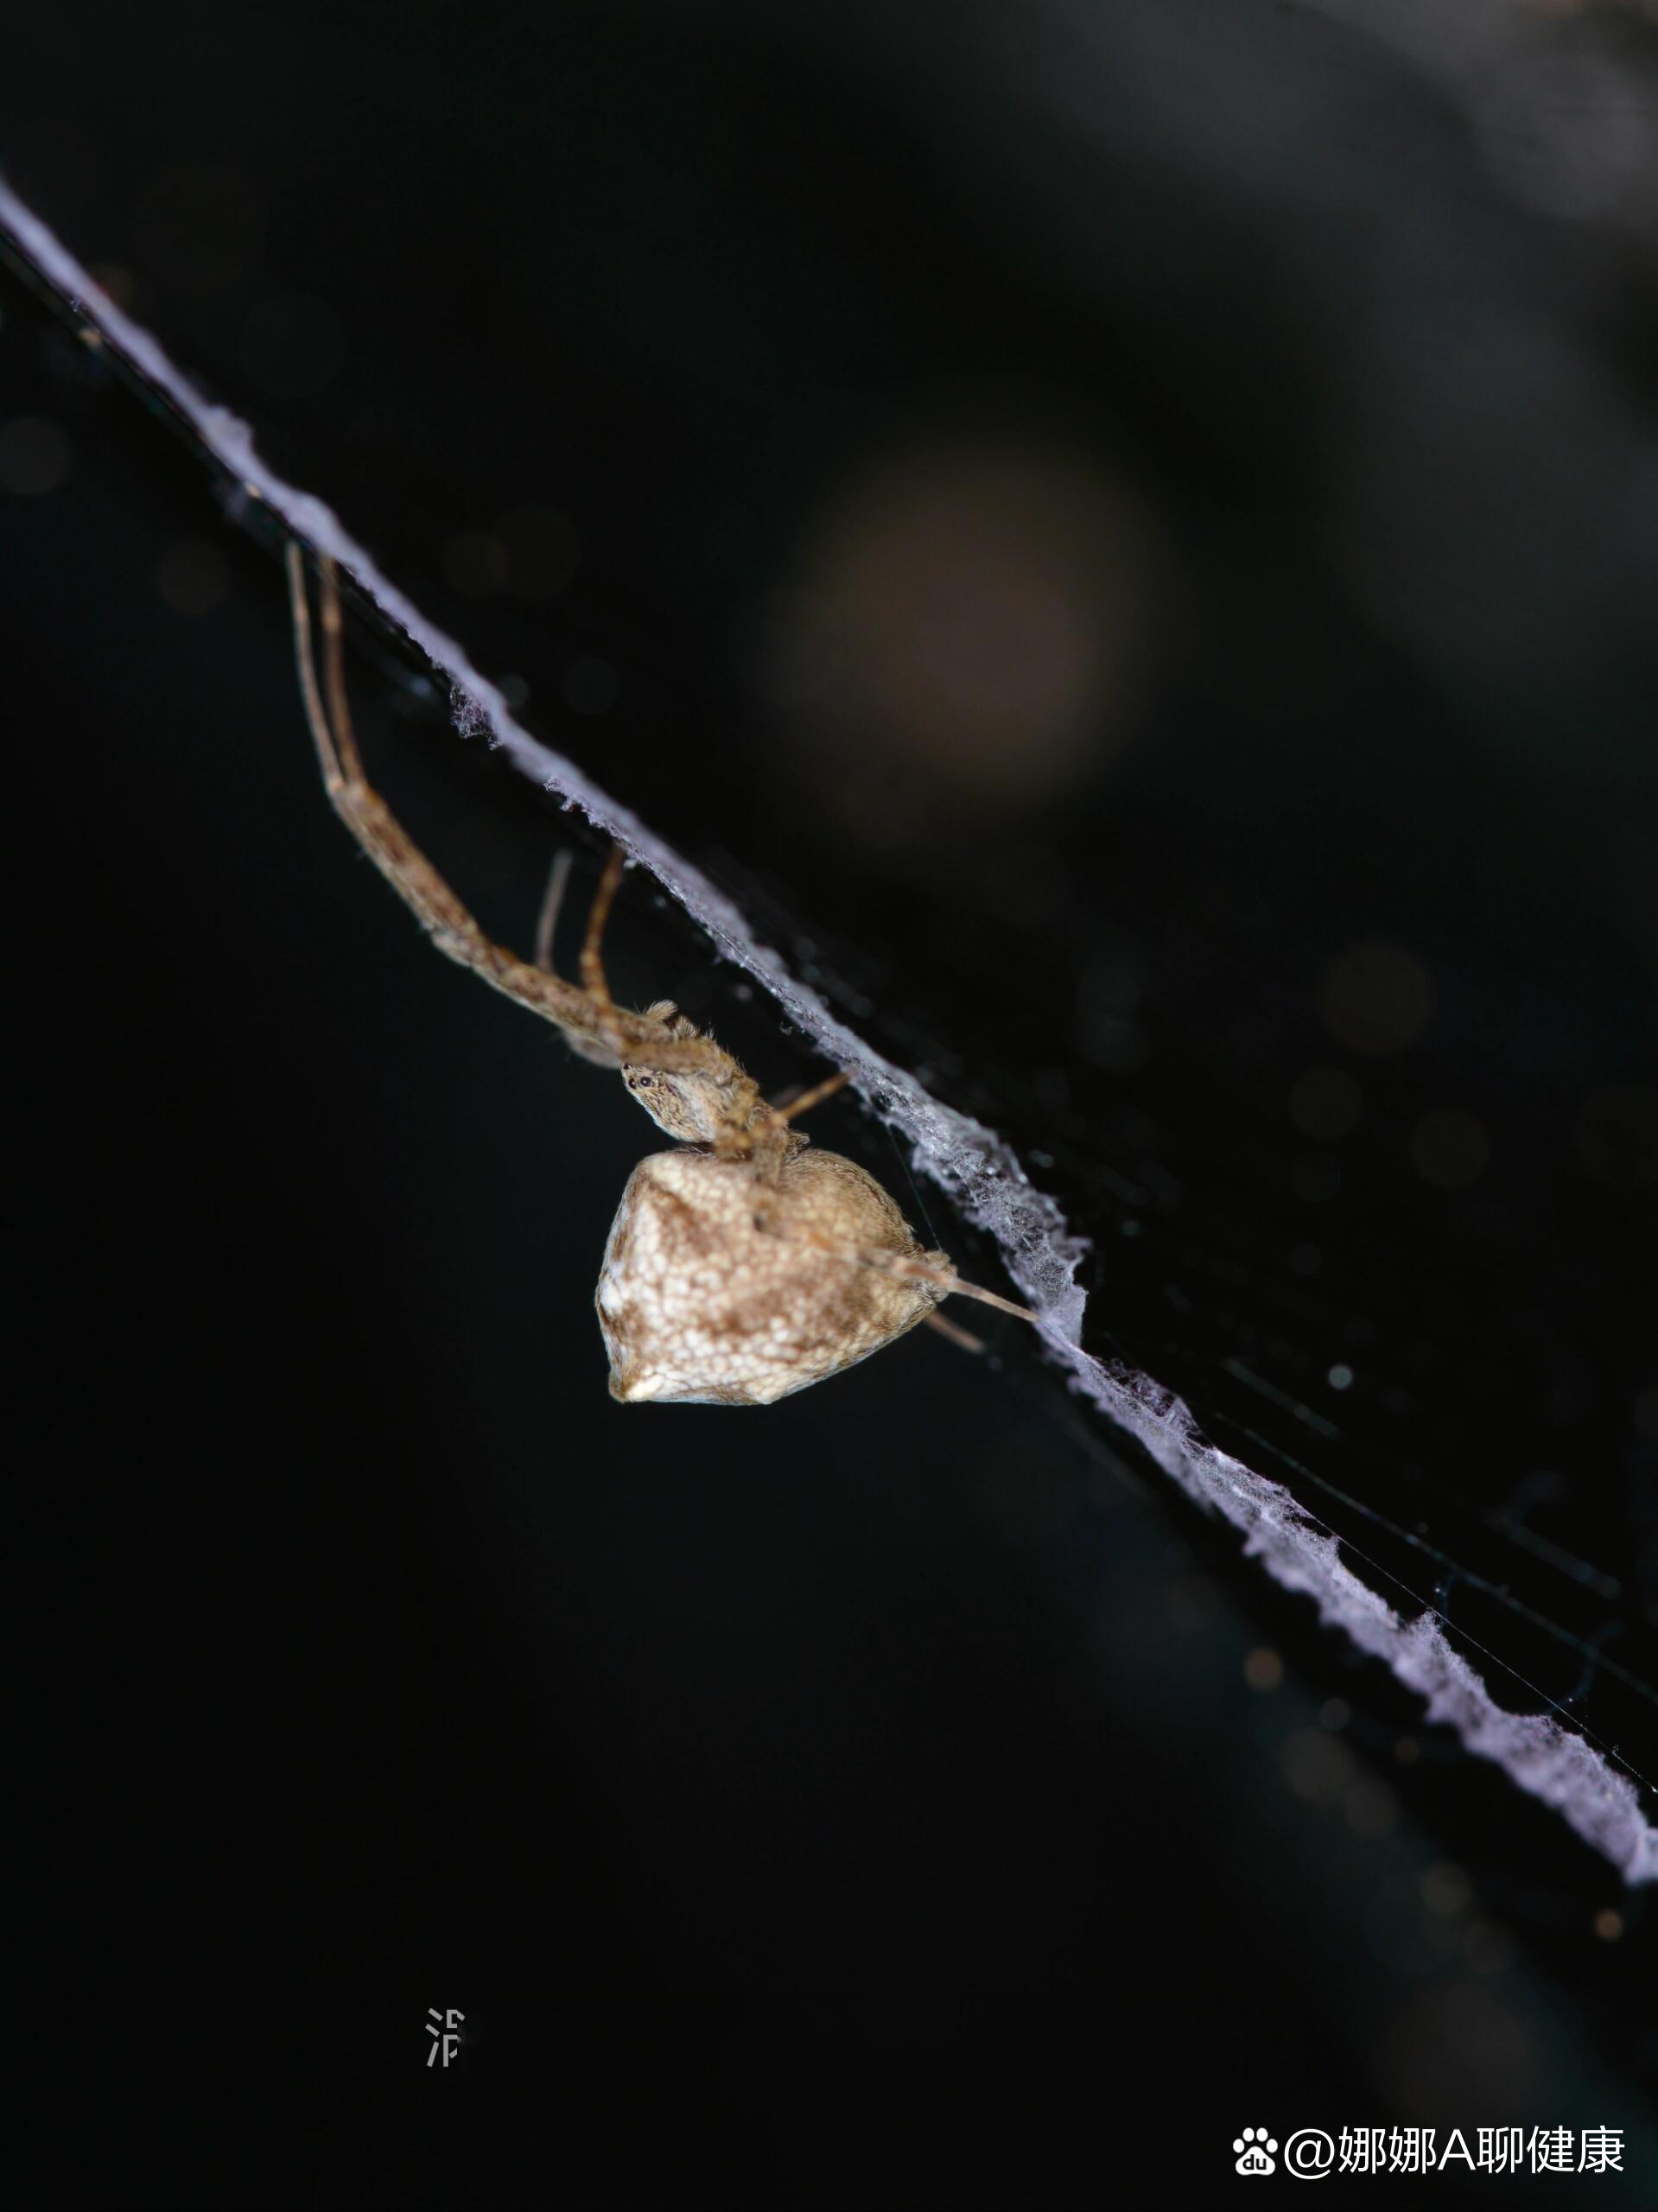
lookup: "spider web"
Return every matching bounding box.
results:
[5,181,1651,1884]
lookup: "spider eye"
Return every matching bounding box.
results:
[632,1073,654,1088]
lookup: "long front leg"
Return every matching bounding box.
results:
[288,542,864,1117]
[289,543,633,1061]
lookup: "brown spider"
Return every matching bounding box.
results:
[287,544,1033,1404]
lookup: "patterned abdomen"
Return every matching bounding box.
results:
[597,1147,946,1405]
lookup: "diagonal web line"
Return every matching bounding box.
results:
[1215,1411,1658,1721]
[5,180,1651,1885]
[1219,1418,1655,1791]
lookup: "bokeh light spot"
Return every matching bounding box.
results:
[155,539,231,617]
[1290,1152,1343,1203]
[1318,941,1434,1057]
[1290,1065,1363,1141]
[442,530,509,599]
[759,439,1156,841]
[1421,1864,1472,1918]
[1345,1779,1398,1836]
[1410,1107,1491,1191]
[563,657,619,715]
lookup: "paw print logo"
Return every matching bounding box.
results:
[1233,2127,1278,2176]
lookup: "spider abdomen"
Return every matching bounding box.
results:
[597,1147,945,1406]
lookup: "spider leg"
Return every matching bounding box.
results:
[577,844,633,1061]
[759,1210,1038,1324]
[924,1308,987,1354]
[778,1069,852,1123]
[291,540,849,1151]
[288,542,624,1060]
[534,848,575,974]
[567,842,767,1109]
[856,1241,1036,1322]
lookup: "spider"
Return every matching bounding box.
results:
[286,544,1034,1405]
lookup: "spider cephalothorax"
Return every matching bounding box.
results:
[619,1000,778,1155]
[606,1000,953,1401]
[287,544,1031,1405]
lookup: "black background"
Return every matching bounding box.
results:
[5,3,1656,2206]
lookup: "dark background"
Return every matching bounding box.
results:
[5,3,1656,2206]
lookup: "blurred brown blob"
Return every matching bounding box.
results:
[154,539,230,617]
[1420,1864,1472,1919]
[758,442,1154,848]
[1282,1726,1355,1804]
[1411,1106,1491,1191]
[443,505,579,603]
[442,528,509,599]
[1290,1065,1363,1141]
[1290,1152,1343,1203]
[1319,941,1435,1057]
